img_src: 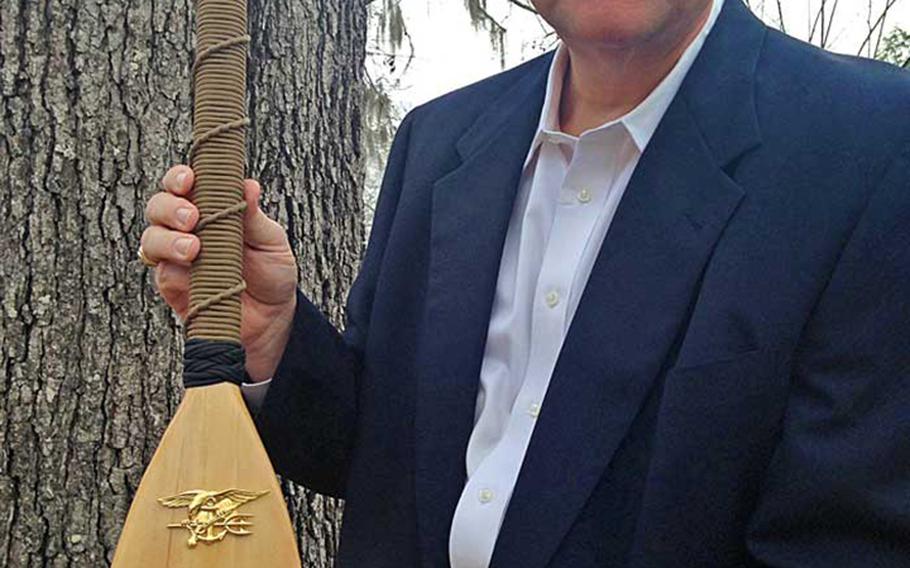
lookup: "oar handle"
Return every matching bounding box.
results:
[187,0,249,345]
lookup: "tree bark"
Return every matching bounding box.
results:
[0,0,365,565]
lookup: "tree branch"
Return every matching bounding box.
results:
[776,0,786,33]
[857,0,900,56]
[506,0,538,15]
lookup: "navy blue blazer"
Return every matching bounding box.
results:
[255,0,910,565]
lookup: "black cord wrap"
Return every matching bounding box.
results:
[183,338,246,388]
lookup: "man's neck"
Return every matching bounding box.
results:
[558,4,714,137]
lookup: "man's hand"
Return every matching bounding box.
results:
[142,165,298,382]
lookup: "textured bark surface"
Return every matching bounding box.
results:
[0,0,365,565]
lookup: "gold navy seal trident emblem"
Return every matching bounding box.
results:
[158,489,269,547]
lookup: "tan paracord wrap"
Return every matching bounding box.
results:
[186,0,250,343]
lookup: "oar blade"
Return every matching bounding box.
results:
[112,382,300,567]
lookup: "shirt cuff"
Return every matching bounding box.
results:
[240,378,272,412]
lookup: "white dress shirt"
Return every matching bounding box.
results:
[243,2,723,564]
[447,2,724,566]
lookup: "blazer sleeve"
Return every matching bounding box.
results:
[745,140,910,566]
[253,109,417,497]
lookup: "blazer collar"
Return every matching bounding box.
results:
[679,0,765,165]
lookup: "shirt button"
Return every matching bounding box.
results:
[577,188,592,203]
[545,291,560,308]
[528,403,541,418]
[478,488,495,504]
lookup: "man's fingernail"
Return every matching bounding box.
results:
[176,207,192,226]
[175,171,187,188]
[175,237,193,256]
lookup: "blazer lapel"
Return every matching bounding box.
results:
[413,57,551,566]
[491,2,767,566]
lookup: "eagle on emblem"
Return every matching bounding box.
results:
[159,488,269,547]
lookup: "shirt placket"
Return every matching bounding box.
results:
[449,133,615,568]
[448,139,569,568]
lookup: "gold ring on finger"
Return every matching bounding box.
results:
[138,245,158,268]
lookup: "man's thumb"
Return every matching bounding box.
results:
[242,179,288,250]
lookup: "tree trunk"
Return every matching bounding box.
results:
[0,0,365,565]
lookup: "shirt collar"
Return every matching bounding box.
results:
[524,0,725,168]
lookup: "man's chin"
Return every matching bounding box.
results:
[537,0,705,50]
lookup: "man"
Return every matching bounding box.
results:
[140,0,910,565]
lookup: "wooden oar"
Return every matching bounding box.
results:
[112,0,300,565]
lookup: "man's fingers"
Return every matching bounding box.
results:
[161,165,195,196]
[145,191,198,231]
[242,179,291,250]
[154,261,191,317]
[140,225,200,266]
